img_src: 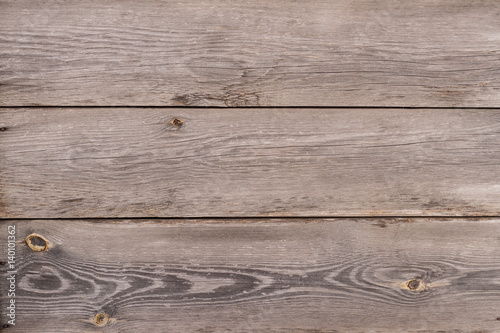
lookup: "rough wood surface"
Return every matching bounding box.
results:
[1,108,500,218]
[1,218,500,332]
[1,0,500,107]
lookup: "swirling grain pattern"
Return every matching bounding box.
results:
[1,218,499,332]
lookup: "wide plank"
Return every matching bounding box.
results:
[1,0,500,107]
[1,218,500,332]
[1,107,500,218]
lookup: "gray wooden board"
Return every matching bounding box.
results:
[1,218,500,332]
[1,108,500,218]
[1,0,500,107]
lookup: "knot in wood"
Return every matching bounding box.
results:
[407,279,420,290]
[171,118,183,127]
[94,312,110,327]
[25,234,48,252]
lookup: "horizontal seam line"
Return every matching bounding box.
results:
[1,216,499,221]
[1,106,500,110]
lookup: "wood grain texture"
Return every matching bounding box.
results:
[1,218,500,332]
[2,107,500,218]
[1,0,500,107]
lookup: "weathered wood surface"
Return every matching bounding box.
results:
[1,108,500,218]
[1,218,500,332]
[1,0,500,107]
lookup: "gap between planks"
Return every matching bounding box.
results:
[1,216,500,222]
[2,106,500,109]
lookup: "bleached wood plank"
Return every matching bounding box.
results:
[1,108,499,218]
[1,218,499,332]
[1,0,499,106]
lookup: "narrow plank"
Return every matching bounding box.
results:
[1,218,500,332]
[1,0,500,107]
[1,108,500,218]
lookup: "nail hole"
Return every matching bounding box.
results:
[3,324,9,328]
[0,127,7,132]
[94,312,110,327]
[0,261,6,265]
[25,234,48,252]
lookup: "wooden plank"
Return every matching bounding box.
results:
[1,218,500,332]
[1,107,500,218]
[1,0,500,107]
